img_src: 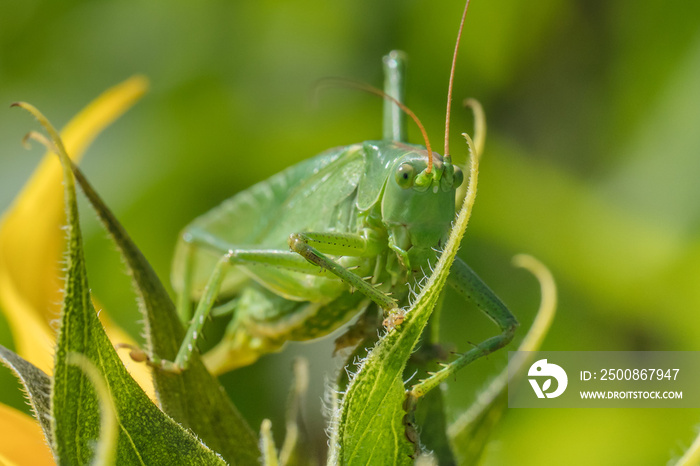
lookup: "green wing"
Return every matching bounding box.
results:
[257,144,365,245]
[172,144,365,296]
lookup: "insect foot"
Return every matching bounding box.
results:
[114,343,149,363]
[114,343,184,374]
[333,307,382,354]
[382,307,406,330]
[288,233,326,272]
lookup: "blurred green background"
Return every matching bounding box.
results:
[2,0,700,464]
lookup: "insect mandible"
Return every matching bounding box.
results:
[149,0,518,376]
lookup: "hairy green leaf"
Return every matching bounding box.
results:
[66,352,119,466]
[0,345,54,450]
[406,296,455,465]
[70,154,260,465]
[16,103,226,465]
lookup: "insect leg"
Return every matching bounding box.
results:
[288,231,397,312]
[174,234,259,321]
[382,50,407,142]
[154,247,349,373]
[175,241,195,323]
[406,256,518,406]
[152,252,233,373]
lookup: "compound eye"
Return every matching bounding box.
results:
[395,163,415,188]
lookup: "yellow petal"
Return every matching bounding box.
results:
[0,404,54,465]
[0,286,55,377]
[1,76,148,329]
[0,76,155,397]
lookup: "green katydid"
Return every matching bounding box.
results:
[145,0,518,377]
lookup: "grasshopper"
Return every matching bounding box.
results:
[150,0,517,376]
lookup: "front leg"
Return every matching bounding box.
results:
[406,256,518,407]
[288,231,399,314]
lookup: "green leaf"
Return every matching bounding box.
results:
[66,352,119,466]
[0,345,53,449]
[16,103,226,465]
[329,137,482,465]
[69,148,260,466]
[331,368,414,465]
[447,255,557,465]
[405,296,455,465]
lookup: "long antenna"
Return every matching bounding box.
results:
[444,0,471,159]
[315,77,434,172]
